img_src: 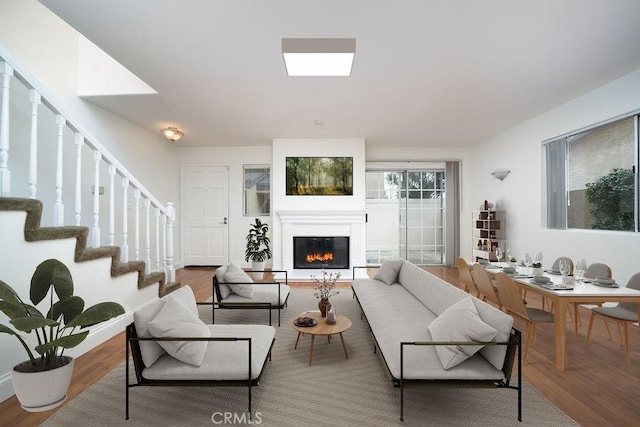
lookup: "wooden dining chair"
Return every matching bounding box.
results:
[573,263,613,337]
[456,257,479,297]
[494,272,554,364]
[586,272,640,365]
[546,257,576,320]
[470,264,501,309]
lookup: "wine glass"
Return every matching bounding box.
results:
[524,252,532,274]
[559,259,569,277]
[495,247,503,264]
[575,259,587,283]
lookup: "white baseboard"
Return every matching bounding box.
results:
[0,372,15,403]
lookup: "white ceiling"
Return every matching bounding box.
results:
[39,0,640,148]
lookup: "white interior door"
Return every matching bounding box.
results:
[182,166,229,266]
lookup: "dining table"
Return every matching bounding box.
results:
[480,262,640,371]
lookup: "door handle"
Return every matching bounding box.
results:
[222,217,227,225]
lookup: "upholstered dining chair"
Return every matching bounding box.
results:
[494,272,554,364]
[572,263,613,337]
[586,272,640,365]
[470,264,501,309]
[456,257,479,297]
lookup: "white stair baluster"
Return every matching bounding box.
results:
[74,133,84,225]
[91,150,101,247]
[53,114,66,226]
[28,89,41,199]
[133,189,140,261]
[121,177,129,262]
[155,207,161,272]
[165,202,175,282]
[0,62,13,196]
[145,198,151,273]
[108,165,116,246]
[161,212,167,272]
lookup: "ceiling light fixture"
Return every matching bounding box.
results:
[282,38,355,77]
[491,168,511,181]
[162,127,184,142]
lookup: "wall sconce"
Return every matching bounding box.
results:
[491,168,510,181]
[162,127,184,142]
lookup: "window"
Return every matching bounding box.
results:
[546,115,638,232]
[244,166,270,216]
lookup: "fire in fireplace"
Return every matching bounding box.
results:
[293,236,349,269]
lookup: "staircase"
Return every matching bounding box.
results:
[0,43,180,402]
[0,43,177,291]
[0,197,180,297]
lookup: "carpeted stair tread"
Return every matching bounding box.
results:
[159,281,182,297]
[0,197,175,297]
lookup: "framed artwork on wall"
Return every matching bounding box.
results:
[286,157,353,195]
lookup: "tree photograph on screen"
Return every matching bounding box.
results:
[286,157,353,195]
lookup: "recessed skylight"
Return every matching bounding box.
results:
[282,38,355,77]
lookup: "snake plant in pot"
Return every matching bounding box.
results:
[245,218,272,279]
[0,258,125,411]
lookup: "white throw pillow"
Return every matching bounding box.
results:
[147,295,210,366]
[427,297,498,370]
[215,264,232,299]
[224,263,255,298]
[133,298,167,367]
[374,260,404,285]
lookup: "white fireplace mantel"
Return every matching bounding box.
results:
[278,210,366,279]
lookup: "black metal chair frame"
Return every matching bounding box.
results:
[399,331,522,422]
[212,270,289,326]
[125,319,274,420]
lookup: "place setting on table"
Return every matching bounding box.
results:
[473,250,640,371]
[479,251,613,291]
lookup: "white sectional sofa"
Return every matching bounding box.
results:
[352,260,521,422]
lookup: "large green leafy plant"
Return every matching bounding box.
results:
[0,259,125,372]
[244,218,272,262]
[585,168,634,231]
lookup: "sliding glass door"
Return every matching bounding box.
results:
[365,169,445,265]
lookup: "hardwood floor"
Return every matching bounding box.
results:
[1,266,639,426]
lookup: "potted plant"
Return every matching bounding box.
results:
[532,262,544,276]
[244,218,272,279]
[0,259,125,411]
[311,270,341,317]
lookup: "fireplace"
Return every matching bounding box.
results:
[293,236,350,269]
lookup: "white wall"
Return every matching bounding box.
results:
[465,69,640,285]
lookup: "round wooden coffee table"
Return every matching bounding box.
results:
[290,311,352,366]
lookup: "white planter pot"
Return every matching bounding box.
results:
[11,356,74,412]
[251,261,265,279]
[532,268,544,276]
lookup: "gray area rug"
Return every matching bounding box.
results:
[44,289,578,426]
